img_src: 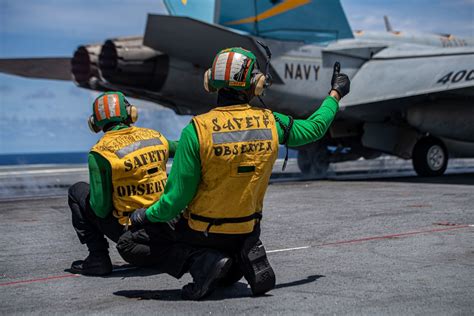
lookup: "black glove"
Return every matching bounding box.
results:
[330,62,350,98]
[130,208,150,227]
[166,215,181,231]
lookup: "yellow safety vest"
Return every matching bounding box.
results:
[186,104,278,234]
[91,126,169,226]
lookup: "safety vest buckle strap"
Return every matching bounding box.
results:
[204,222,213,237]
[190,212,263,236]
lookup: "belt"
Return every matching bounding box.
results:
[190,212,262,236]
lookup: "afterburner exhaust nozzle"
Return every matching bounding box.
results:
[98,37,169,91]
[71,44,102,88]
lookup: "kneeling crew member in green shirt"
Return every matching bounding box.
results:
[68,91,177,276]
[125,47,350,299]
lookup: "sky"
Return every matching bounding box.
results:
[0,0,473,154]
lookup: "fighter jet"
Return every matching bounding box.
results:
[1,0,473,176]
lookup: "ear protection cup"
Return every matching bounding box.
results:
[88,115,101,133]
[203,69,217,93]
[251,73,266,96]
[126,105,138,123]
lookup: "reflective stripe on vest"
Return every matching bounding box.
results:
[212,129,273,144]
[187,104,278,234]
[115,138,163,158]
[91,126,169,226]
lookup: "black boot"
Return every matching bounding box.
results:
[181,250,232,300]
[70,250,112,276]
[240,239,275,296]
[218,258,244,287]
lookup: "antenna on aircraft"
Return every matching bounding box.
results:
[256,40,295,172]
[256,40,273,89]
[384,15,393,32]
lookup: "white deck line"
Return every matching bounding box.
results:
[267,245,311,254]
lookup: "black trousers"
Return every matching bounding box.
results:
[117,216,261,279]
[68,182,124,252]
[174,217,261,253]
[117,223,201,277]
[177,218,261,281]
[68,182,173,266]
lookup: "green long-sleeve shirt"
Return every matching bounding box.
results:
[88,124,178,218]
[145,96,339,222]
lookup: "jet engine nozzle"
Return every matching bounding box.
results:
[98,37,169,91]
[71,44,102,88]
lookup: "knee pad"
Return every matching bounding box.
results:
[239,239,275,296]
[116,231,136,262]
[68,181,88,199]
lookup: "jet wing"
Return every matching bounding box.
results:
[0,57,71,81]
[340,46,474,107]
[143,14,283,83]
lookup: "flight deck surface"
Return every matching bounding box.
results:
[1,164,473,314]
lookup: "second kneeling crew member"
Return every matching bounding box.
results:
[68,91,175,275]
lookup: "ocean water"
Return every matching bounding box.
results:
[0,152,88,165]
[0,148,297,166]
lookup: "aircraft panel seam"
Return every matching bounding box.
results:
[374,51,474,60]
[343,85,474,107]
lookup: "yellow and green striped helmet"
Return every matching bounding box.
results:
[92,91,129,127]
[207,47,257,91]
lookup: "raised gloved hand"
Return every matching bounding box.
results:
[130,208,150,227]
[330,62,350,99]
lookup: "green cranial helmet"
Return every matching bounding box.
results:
[207,47,258,91]
[92,91,130,128]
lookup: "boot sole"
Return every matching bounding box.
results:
[244,242,276,296]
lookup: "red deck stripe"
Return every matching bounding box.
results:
[0,225,470,287]
[317,225,470,247]
[0,274,79,287]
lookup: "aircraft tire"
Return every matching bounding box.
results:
[412,136,448,177]
[297,144,329,178]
